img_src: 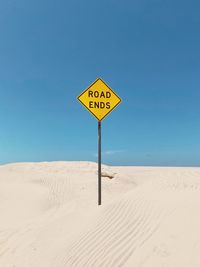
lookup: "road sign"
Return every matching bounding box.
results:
[77,78,121,205]
[77,78,121,121]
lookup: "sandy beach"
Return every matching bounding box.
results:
[0,161,200,266]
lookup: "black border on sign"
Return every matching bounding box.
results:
[77,77,122,121]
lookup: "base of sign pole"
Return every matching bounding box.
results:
[98,121,101,205]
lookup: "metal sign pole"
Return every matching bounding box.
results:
[98,120,101,205]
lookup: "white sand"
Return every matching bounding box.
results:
[0,162,200,266]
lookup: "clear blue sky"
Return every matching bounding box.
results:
[1,0,200,166]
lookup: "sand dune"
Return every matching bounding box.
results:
[0,162,200,266]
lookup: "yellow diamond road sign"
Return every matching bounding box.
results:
[77,78,121,121]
